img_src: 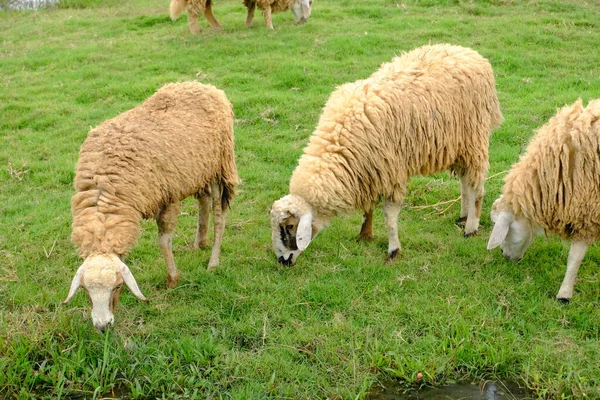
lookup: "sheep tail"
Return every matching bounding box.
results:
[220,147,240,212]
[169,0,186,21]
[220,179,234,211]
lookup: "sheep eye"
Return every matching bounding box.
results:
[286,224,295,231]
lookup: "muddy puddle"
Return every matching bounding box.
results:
[368,380,531,400]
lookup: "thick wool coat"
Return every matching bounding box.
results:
[289,44,503,217]
[71,82,239,257]
[496,98,600,241]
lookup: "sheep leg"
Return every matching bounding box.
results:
[245,1,256,26]
[264,5,274,30]
[194,191,212,249]
[456,175,471,226]
[187,10,201,34]
[463,181,483,237]
[157,202,181,288]
[208,181,226,270]
[384,199,402,262]
[358,209,374,241]
[203,2,221,30]
[556,241,588,303]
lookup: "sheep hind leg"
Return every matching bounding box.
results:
[187,10,201,34]
[194,190,211,249]
[245,1,256,26]
[358,209,374,242]
[463,180,483,237]
[263,6,274,29]
[207,181,227,270]
[384,199,402,262]
[157,202,181,288]
[203,1,221,29]
[556,241,589,303]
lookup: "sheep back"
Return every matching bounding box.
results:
[244,0,293,13]
[289,44,503,216]
[170,0,209,20]
[71,81,238,257]
[499,98,600,241]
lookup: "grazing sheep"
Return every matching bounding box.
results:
[170,0,221,34]
[244,0,312,30]
[271,44,503,265]
[488,98,600,302]
[63,82,239,331]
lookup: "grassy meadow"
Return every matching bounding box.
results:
[1,0,600,398]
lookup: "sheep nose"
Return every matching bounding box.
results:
[278,254,293,266]
[502,252,521,262]
[95,317,114,333]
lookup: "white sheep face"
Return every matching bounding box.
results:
[63,253,147,332]
[487,201,544,261]
[291,0,312,24]
[270,195,315,265]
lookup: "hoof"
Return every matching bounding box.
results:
[357,233,374,242]
[557,297,570,304]
[386,248,400,262]
[455,216,467,227]
[166,273,180,288]
[194,240,209,249]
[464,230,478,238]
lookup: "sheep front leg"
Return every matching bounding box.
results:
[463,180,483,237]
[203,2,222,30]
[157,202,181,288]
[384,199,402,261]
[556,241,589,303]
[358,209,374,241]
[263,5,274,29]
[207,181,226,269]
[245,1,256,26]
[456,175,471,226]
[194,191,211,249]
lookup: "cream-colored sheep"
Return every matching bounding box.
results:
[63,82,239,331]
[488,98,600,302]
[271,44,503,265]
[170,0,221,34]
[244,0,312,30]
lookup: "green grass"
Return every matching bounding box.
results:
[1,0,600,398]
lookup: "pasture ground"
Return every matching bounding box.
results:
[1,0,600,398]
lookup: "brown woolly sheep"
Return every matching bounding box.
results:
[271,44,503,265]
[64,82,239,331]
[170,0,221,34]
[488,98,600,302]
[244,0,312,30]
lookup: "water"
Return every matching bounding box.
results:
[0,0,58,10]
[368,380,531,400]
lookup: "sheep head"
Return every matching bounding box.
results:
[270,194,317,265]
[290,0,312,25]
[487,197,543,261]
[63,253,147,332]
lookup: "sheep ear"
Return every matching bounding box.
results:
[119,261,148,302]
[63,265,85,304]
[296,212,313,251]
[487,211,514,250]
